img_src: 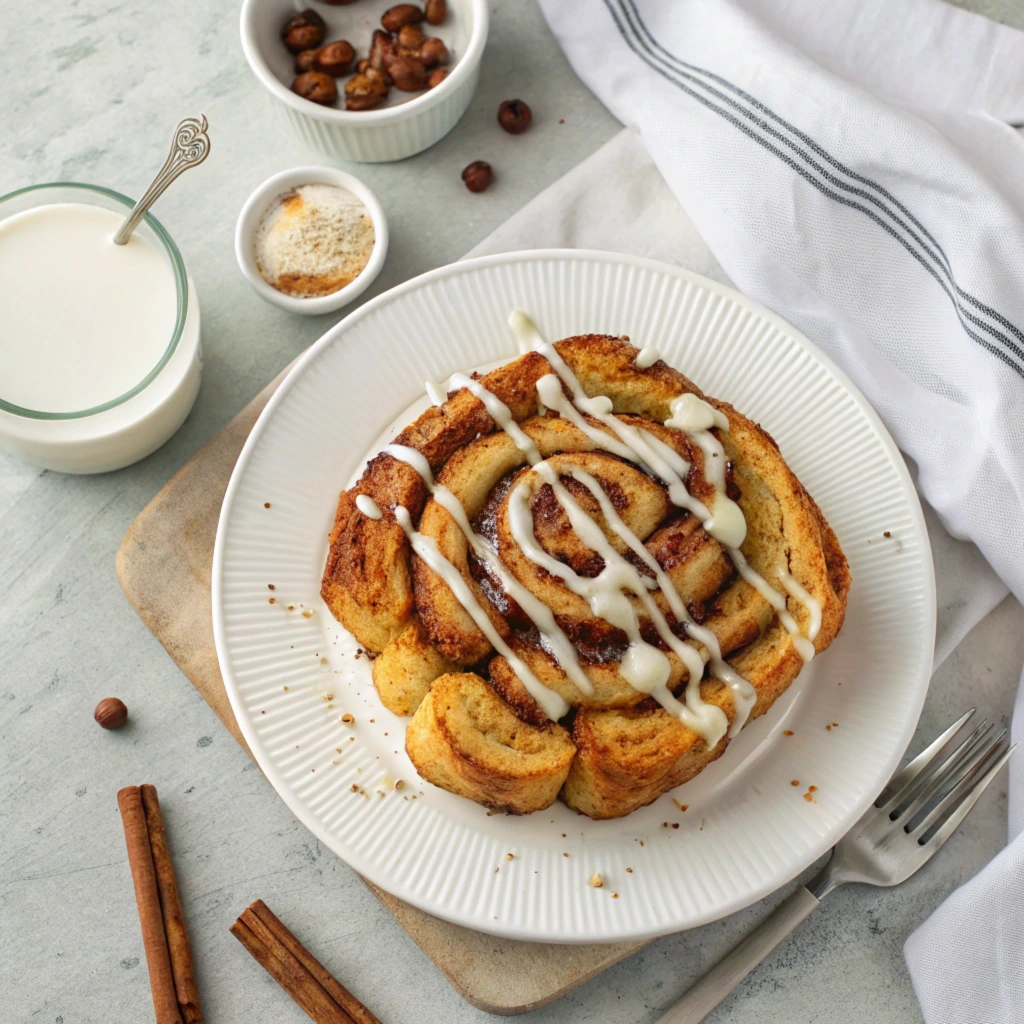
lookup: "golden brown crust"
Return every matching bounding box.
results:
[371,617,459,716]
[405,673,576,814]
[323,333,851,819]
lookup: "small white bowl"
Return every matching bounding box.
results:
[235,166,389,316]
[240,0,488,163]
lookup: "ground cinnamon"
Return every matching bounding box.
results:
[230,900,380,1024]
[141,785,202,1023]
[117,786,182,1024]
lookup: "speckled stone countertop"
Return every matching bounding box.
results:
[3,1,1023,1022]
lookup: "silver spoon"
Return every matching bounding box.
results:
[113,115,210,245]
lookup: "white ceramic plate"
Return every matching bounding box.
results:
[213,250,935,943]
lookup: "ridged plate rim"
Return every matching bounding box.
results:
[213,249,935,942]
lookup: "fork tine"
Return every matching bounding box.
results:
[918,744,1016,849]
[910,734,1010,839]
[876,708,976,808]
[894,721,998,824]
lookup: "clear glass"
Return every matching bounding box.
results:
[0,182,188,420]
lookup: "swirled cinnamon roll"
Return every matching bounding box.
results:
[322,314,850,819]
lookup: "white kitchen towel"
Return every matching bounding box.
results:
[468,128,1008,668]
[525,0,1024,1018]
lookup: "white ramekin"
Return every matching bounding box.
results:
[240,0,488,163]
[235,166,388,315]
[0,183,202,475]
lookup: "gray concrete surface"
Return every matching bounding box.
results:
[2,1,1023,1022]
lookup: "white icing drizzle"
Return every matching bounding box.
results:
[384,443,595,698]
[779,571,822,643]
[509,464,727,744]
[442,365,732,741]
[567,468,756,736]
[425,379,447,408]
[634,345,661,369]
[355,494,382,520]
[729,548,816,663]
[393,505,570,721]
[665,393,729,433]
[509,311,820,704]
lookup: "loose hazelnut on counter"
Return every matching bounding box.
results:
[292,70,338,105]
[427,66,448,88]
[498,99,532,134]
[589,873,604,888]
[389,55,428,91]
[94,697,128,730]
[425,0,446,25]
[281,8,326,52]
[418,37,448,69]
[397,23,425,49]
[345,67,390,110]
[295,48,319,72]
[315,39,356,76]
[381,3,424,31]
[461,160,493,192]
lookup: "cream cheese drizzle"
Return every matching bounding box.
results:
[384,443,595,698]
[509,464,727,743]
[425,379,447,408]
[779,571,822,643]
[509,312,820,683]
[634,345,661,369]
[442,367,730,741]
[393,505,570,721]
[355,494,382,520]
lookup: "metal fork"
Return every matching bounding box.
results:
[657,709,1015,1023]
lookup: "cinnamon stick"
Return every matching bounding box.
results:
[117,786,183,1024]
[249,900,381,1024]
[230,900,380,1024]
[141,785,202,1024]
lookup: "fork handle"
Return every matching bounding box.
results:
[656,886,822,1023]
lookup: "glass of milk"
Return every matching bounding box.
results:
[0,182,202,473]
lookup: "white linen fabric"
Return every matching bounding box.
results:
[501,0,1024,1018]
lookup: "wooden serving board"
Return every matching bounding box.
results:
[115,369,647,1016]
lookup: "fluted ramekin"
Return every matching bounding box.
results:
[240,0,487,164]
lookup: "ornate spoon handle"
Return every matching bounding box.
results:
[113,115,210,245]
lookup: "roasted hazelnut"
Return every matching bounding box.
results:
[345,67,390,110]
[295,48,319,72]
[418,37,447,69]
[292,71,338,105]
[369,28,398,71]
[427,66,448,88]
[356,57,370,73]
[94,697,128,730]
[498,99,532,134]
[281,8,326,52]
[388,55,428,91]
[425,0,446,25]
[461,160,493,193]
[397,24,425,49]
[381,3,424,31]
[315,39,355,76]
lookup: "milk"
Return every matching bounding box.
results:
[0,203,178,414]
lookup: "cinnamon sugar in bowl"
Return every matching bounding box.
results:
[256,184,374,298]
[235,166,388,315]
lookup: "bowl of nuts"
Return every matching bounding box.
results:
[240,0,488,163]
